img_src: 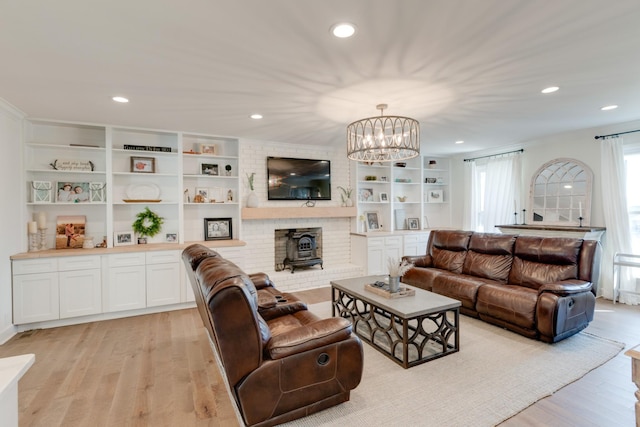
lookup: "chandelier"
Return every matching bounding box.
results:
[347,104,420,162]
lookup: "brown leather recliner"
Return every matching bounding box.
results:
[182,244,363,427]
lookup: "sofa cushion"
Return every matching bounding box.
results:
[476,284,538,330]
[430,230,473,273]
[431,274,491,310]
[461,232,515,282]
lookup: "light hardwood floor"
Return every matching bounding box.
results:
[0,289,638,427]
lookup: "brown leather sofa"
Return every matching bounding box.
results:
[182,244,363,427]
[402,230,600,343]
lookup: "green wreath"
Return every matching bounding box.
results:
[132,207,164,237]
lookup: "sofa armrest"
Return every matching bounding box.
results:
[538,280,593,296]
[402,255,433,268]
[266,317,353,360]
[249,272,275,289]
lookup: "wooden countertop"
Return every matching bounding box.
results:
[11,239,245,260]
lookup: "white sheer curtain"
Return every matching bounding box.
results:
[462,160,478,230]
[600,136,634,302]
[477,154,522,233]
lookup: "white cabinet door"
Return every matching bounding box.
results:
[105,265,146,312]
[367,237,386,275]
[13,272,59,324]
[59,269,102,319]
[146,263,181,307]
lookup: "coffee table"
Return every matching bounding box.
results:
[331,275,461,369]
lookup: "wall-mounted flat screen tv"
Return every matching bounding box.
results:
[267,156,331,200]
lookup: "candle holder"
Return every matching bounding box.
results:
[578,216,583,228]
[28,233,38,252]
[38,228,48,251]
[513,211,518,225]
[521,209,526,225]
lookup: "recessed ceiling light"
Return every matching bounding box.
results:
[541,86,559,94]
[601,105,618,111]
[331,23,356,38]
[455,140,464,144]
[250,114,263,120]
[112,96,129,103]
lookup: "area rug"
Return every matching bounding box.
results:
[283,302,625,427]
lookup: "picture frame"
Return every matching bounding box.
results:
[201,163,219,176]
[359,188,374,202]
[195,187,209,201]
[130,156,156,173]
[425,177,437,184]
[200,144,217,155]
[165,233,178,243]
[204,217,232,241]
[428,189,444,203]
[407,217,420,230]
[114,231,135,246]
[56,182,91,203]
[364,211,380,232]
[55,215,86,249]
[379,192,388,202]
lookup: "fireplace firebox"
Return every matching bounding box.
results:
[275,228,323,273]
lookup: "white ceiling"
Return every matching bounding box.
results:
[2,0,640,155]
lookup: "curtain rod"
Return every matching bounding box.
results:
[463,149,523,162]
[594,129,640,139]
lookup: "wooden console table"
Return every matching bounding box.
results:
[626,344,640,427]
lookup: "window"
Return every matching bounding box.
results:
[625,152,640,253]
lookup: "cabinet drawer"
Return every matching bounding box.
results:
[13,258,58,275]
[107,252,146,267]
[58,255,101,271]
[146,250,180,265]
[384,236,403,247]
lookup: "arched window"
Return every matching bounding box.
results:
[531,158,593,226]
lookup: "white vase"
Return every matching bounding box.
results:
[246,191,259,208]
[388,276,400,293]
[346,198,353,207]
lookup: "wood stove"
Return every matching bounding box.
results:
[279,228,323,273]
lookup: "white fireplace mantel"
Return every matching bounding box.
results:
[241,206,356,220]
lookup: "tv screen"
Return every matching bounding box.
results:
[267,157,331,200]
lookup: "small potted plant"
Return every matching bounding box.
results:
[337,186,353,207]
[246,172,258,207]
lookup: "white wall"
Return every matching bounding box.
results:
[0,99,25,343]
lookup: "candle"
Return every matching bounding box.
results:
[28,221,37,234]
[37,212,46,229]
[514,199,517,212]
[579,202,583,218]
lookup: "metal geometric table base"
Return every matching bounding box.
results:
[332,288,459,369]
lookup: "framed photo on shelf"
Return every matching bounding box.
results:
[55,215,86,249]
[56,182,90,203]
[113,231,135,246]
[130,156,155,173]
[204,217,232,241]
[358,188,374,202]
[201,163,219,175]
[407,217,420,230]
[379,192,388,202]
[165,233,178,243]
[200,144,217,155]
[427,189,444,203]
[195,187,209,200]
[364,211,380,232]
